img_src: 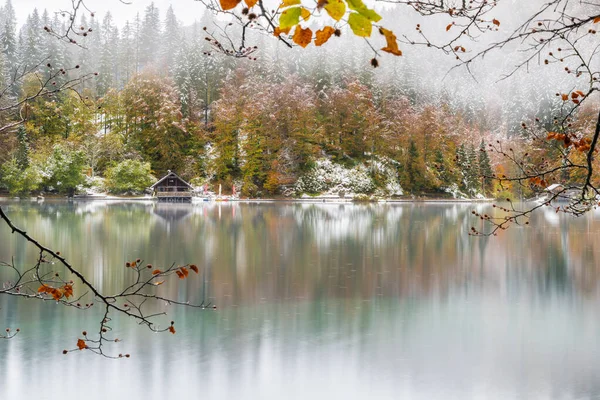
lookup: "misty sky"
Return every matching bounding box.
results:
[14,0,207,27]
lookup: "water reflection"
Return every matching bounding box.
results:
[1,200,600,399]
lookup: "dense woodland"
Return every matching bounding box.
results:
[0,0,594,198]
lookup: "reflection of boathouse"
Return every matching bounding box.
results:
[150,170,193,203]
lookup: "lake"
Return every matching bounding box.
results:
[1,200,600,400]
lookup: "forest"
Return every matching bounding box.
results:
[0,0,596,199]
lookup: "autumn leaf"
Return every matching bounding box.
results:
[346,0,381,22]
[245,0,258,7]
[274,26,291,37]
[323,0,345,21]
[154,280,165,286]
[446,23,453,31]
[77,339,87,350]
[293,26,313,48]
[561,93,568,101]
[301,7,311,21]
[180,267,189,278]
[279,7,302,29]
[175,270,184,279]
[189,265,199,274]
[594,16,600,23]
[315,26,335,46]
[37,284,50,293]
[492,19,500,26]
[220,0,242,10]
[348,13,372,37]
[379,28,402,56]
[168,326,176,334]
[152,269,162,275]
[281,0,301,7]
[50,288,63,301]
[63,284,74,299]
[316,0,328,9]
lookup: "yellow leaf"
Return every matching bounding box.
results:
[301,7,311,21]
[77,339,87,350]
[379,27,402,56]
[492,19,500,26]
[220,0,241,10]
[348,12,372,37]
[315,26,335,46]
[293,26,312,47]
[245,0,258,7]
[281,0,301,7]
[324,0,345,21]
[279,7,302,29]
[346,0,381,22]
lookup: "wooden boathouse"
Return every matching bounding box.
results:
[150,170,193,203]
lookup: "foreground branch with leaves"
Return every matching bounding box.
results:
[0,205,211,358]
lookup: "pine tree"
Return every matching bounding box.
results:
[1,0,17,94]
[161,5,180,72]
[15,126,30,170]
[478,139,493,196]
[139,3,161,68]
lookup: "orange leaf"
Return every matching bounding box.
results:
[50,288,63,301]
[561,94,568,101]
[301,7,311,21]
[175,270,184,279]
[379,27,402,56]
[77,339,87,350]
[245,0,258,7]
[152,269,162,275]
[220,0,241,10]
[274,26,291,37]
[63,284,74,299]
[38,284,50,293]
[446,23,453,31]
[573,99,580,104]
[315,26,335,46]
[180,267,189,278]
[571,92,579,99]
[154,280,165,286]
[317,0,328,9]
[189,265,199,274]
[594,16,600,23]
[168,326,176,334]
[492,19,500,26]
[293,26,312,48]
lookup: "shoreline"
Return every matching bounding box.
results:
[0,194,496,204]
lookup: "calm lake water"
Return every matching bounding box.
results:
[1,200,600,400]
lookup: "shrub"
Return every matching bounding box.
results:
[0,158,42,196]
[104,160,156,194]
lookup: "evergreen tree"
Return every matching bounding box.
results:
[1,0,17,93]
[139,3,161,68]
[478,139,493,196]
[15,126,29,169]
[161,5,180,71]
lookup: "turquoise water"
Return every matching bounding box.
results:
[1,200,600,399]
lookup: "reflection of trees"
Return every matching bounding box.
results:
[2,201,599,306]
